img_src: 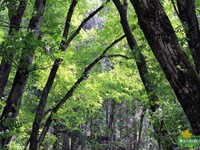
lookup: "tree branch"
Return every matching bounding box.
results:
[28,1,78,148]
[61,0,110,50]
[37,34,125,147]
[60,0,78,50]
[105,54,132,59]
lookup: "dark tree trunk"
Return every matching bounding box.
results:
[29,2,110,147]
[113,0,159,111]
[0,54,14,100]
[0,0,47,148]
[130,0,200,135]
[0,0,28,100]
[60,0,78,50]
[176,0,200,74]
[28,1,78,149]
[29,59,62,150]
[113,0,169,147]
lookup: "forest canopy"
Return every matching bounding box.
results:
[0,0,200,149]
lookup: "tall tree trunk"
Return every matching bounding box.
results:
[28,1,78,149]
[113,0,169,147]
[29,59,62,150]
[0,0,47,148]
[176,0,200,74]
[130,0,200,135]
[0,0,28,100]
[113,0,159,111]
[29,1,113,148]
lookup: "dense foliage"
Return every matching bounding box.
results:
[0,0,199,149]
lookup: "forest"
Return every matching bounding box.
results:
[0,0,200,149]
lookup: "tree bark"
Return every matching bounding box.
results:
[176,0,200,74]
[113,0,170,147]
[0,0,47,148]
[113,0,159,109]
[29,59,62,150]
[130,0,200,135]
[28,1,78,149]
[0,0,28,100]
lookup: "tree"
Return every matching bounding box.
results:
[0,0,47,148]
[0,0,28,100]
[0,0,199,149]
[129,0,200,135]
[175,0,200,74]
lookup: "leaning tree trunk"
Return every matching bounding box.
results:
[28,1,114,149]
[0,0,47,148]
[113,0,171,148]
[176,0,200,74]
[129,0,200,135]
[0,0,28,100]
[28,1,78,149]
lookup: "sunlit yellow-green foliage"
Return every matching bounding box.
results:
[0,0,196,149]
